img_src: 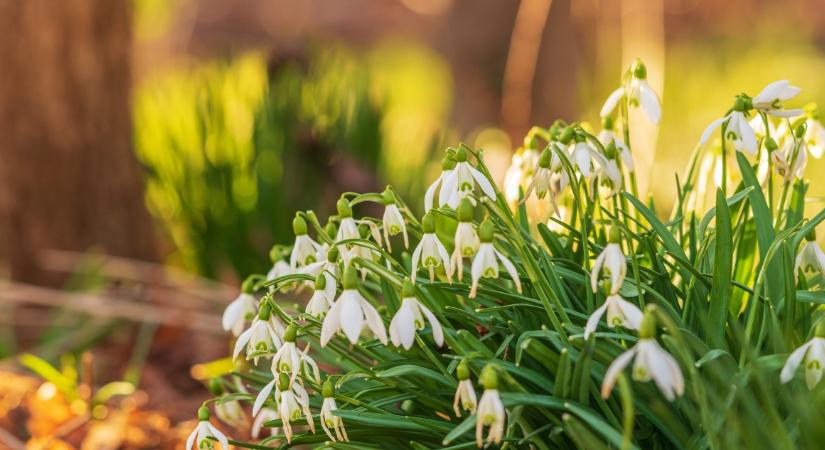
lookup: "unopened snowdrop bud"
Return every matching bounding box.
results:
[222,284,258,337]
[381,187,408,252]
[411,212,452,283]
[321,266,388,346]
[451,198,480,280]
[306,273,332,318]
[781,321,825,389]
[320,379,348,442]
[590,228,627,294]
[389,279,444,350]
[476,365,505,448]
[470,219,522,298]
[765,136,779,152]
[796,229,825,278]
[453,360,478,417]
[601,310,684,401]
[185,406,229,450]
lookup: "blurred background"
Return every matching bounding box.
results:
[2,0,825,446]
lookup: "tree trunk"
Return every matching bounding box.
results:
[0,0,157,284]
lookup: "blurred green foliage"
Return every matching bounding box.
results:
[134,44,452,278]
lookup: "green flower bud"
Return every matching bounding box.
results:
[269,246,283,263]
[325,222,338,240]
[328,246,340,263]
[283,324,298,342]
[479,364,498,390]
[764,136,779,152]
[442,154,457,170]
[601,116,615,130]
[479,218,495,243]
[806,228,817,242]
[197,406,210,421]
[639,309,656,339]
[337,198,353,218]
[315,273,327,289]
[607,226,621,244]
[342,265,358,290]
[457,198,474,222]
[402,279,416,298]
[208,379,223,396]
[538,148,552,168]
[322,378,335,398]
[604,141,618,160]
[422,213,436,233]
[358,223,370,238]
[293,215,308,235]
[457,360,471,381]
[277,372,291,391]
[258,303,271,321]
[549,120,566,140]
[381,187,396,205]
[558,126,574,145]
[456,147,468,163]
[796,123,807,139]
[632,60,647,80]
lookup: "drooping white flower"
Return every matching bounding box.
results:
[320,380,348,442]
[600,60,661,125]
[320,266,388,346]
[411,213,452,283]
[590,233,627,294]
[796,233,825,277]
[444,148,497,204]
[222,292,257,337]
[752,80,802,118]
[475,365,505,448]
[524,146,565,205]
[584,294,643,339]
[701,110,759,156]
[233,306,283,364]
[251,408,279,439]
[598,125,634,172]
[601,312,684,401]
[451,199,480,281]
[306,274,333,318]
[781,334,825,390]
[389,281,444,350]
[772,140,807,181]
[381,190,409,252]
[503,148,540,204]
[301,246,339,302]
[425,154,459,211]
[452,361,478,417]
[469,219,522,298]
[271,325,321,384]
[590,158,623,198]
[278,377,315,442]
[290,216,321,270]
[186,407,230,450]
[570,139,605,178]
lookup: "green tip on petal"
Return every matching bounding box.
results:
[479,218,495,243]
[337,198,353,218]
[328,246,340,263]
[456,147,468,162]
[457,198,474,222]
[422,213,436,233]
[293,215,308,235]
[479,364,499,390]
[197,406,210,421]
[284,324,298,342]
[402,279,416,298]
[315,273,327,289]
[457,360,471,381]
[342,265,359,290]
[277,372,291,391]
[322,378,335,398]
[604,141,618,160]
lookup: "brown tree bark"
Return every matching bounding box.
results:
[0,0,157,284]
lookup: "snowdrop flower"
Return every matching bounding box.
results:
[589,156,622,198]
[598,117,634,172]
[601,311,684,401]
[381,188,408,252]
[266,260,292,285]
[699,97,758,156]
[271,325,321,384]
[780,322,825,390]
[503,147,540,204]
[469,219,522,298]
[590,228,627,294]
[208,379,247,429]
[600,60,661,125]
[262,373,315,443]
[335,198,360,243]
[425,154,459,211]
[233,305,283,364]
[320,379,349,442]
[451,198,480,281]
[524,147,558,201]
[290,216,321,270]
[251,408,279,439]
[389,280,444,350]
[751,80,802,117]
[301,246,339,302]
[475,365,505,448]
[222,288,257,337]
[411,212,452,283]
[796,230,825,278]
[320,266,388,346]
[584,294,643,339]
[570,134,606,179]
[445,147,497,204]
[772,138,807,181]
[306,274,333,318]
[186,407,229,450]
[452,360,478,417]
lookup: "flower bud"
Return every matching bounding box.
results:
[442,154,457,170]
[457,360,471,381]
[322,378,335,398]
[342,265,359,290]
[381,187,396,206]
[479,218,495,243]
[479,364,498,390]
[269,246,283,263]
[197,405,210,421]
[208,379,223,396]
[328,246,340,263]
[325,222,338,240]
[277,372,291,391]
[632,60,647,80]
[402,279,416,298]
[284,324,298,342]
[456,147,468,163]
[764,136,779,152]
[337,198,353,218]
[604,141,618,160]
[315,273,327,289]
[457,198,474,222]
[557,126,574,145]
[293,215,308,236]
[258,303,271,321]
[422,213,436,233]
[601,116,615,130]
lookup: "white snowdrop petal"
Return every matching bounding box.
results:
[600,87,625,118]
